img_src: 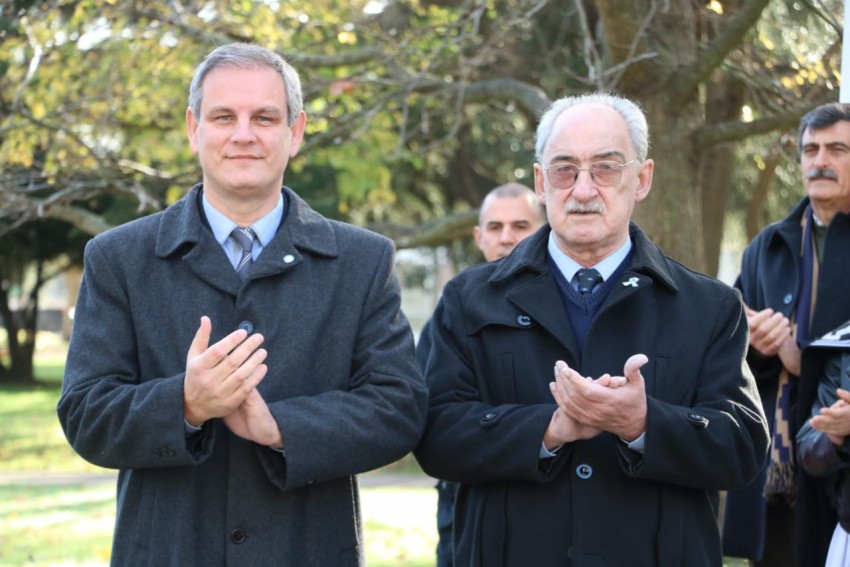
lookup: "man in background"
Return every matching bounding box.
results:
[723,102,850,567]
[418,181,545,566]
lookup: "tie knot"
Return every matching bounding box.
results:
[231,227,256,252]
[575,268,602,295]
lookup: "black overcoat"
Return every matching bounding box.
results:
[415,223,768,567]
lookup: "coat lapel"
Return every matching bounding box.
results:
[153,185,339,293]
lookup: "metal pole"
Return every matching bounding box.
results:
[842,0,850,102]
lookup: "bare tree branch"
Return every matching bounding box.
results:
[670,0,771,105]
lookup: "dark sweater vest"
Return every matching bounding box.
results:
[548,252,632,354]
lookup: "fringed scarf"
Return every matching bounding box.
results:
[763,205,819,505]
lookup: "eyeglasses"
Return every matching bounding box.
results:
[541,159,637,189]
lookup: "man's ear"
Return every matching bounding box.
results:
[635,159,654,203]
[186,107,199,153]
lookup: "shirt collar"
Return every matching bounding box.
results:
[201,191,284,246]
[546,231,632,283]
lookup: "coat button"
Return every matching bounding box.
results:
[783,294,793,305]
[516,315,532,327]
[230,529,247,544]
[576,464,593,479]
[483,412,498,421]
[688,413,709,428]
[238,321,254,334]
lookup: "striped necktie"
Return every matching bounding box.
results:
[231,227,256,281]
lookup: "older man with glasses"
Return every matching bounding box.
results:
[414,92,769,567]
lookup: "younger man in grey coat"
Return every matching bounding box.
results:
[57,43,427,566]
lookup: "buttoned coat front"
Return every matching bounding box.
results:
[57,185,428,566]
[414,224,769,567]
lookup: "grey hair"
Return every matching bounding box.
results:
[797,102,850,150]
[534,93,649,164]
[188,43,303,127]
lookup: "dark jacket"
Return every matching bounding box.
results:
[798,351,850,533]
[414,223,769,567]
[722,198,850,565]
[57,185,428,566]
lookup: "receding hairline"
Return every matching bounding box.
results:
[478,183,546,226]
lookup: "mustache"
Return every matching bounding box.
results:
[806,167,838,181]
[565,199,606,214]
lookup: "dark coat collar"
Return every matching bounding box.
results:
[154,184,339,260]
[490,222,679,293]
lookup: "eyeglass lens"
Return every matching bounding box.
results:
[547,161,626,188]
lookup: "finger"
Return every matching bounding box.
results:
[187,316,212,361]
[624,354,649,383]
[554,360,570,378]
[763,317,791,345]
[221,334,266,375]
[234,350,269,386]
[595,373,626,388]
[549,381,565,406]
[837,389,850,403]
[747,308,772,327]
[206,330,261,374]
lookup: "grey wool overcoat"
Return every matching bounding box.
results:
[57,185,428,567]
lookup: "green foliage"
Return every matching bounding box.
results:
[0,0,845,261]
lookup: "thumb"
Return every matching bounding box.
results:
[187,316,212,361]
[624,354,649,383]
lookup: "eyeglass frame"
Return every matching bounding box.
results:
[540,158,638,189]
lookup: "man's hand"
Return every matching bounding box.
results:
[543,406,602,448]
[183,316,268,427]
[223,388,284,448]
[746,306,792,357]
[810,388,850,446]
[549,354,649,441]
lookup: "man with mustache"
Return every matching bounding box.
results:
[415,92,768,566]
[723,103,850,567]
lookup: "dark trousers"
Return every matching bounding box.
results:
[754,502,795,567]
[435,480,459,567]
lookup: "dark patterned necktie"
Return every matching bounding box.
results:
[231,227,256,281]
[575,268,602,295]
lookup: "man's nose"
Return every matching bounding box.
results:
[499,228,517,243]
[571,171,598,199]
[231,119,257,141]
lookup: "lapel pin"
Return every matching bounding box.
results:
[623,277,640,288]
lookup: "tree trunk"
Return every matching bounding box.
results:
[633,98,706,272]
[746,151,782,240]
[701,74,746,278]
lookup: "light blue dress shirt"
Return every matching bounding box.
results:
[202,192,284,269]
